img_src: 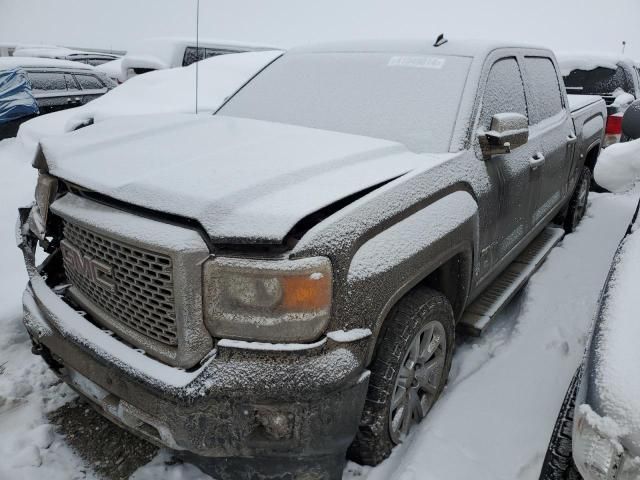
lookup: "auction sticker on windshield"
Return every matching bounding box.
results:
[387,55,446,69]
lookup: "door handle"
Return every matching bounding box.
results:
[567,133,578,144]
[529,152,546,170]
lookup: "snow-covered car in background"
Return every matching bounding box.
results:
[558,53,640,147]
[17,39,605,480]
[0,68,38,140]
[121,36,280,79]
[540,203,640,480]
[13,45,121,66]
[540,104,640,480]
[16,50,283,153]
[0,57,115,139]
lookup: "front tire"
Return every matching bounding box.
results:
[348,287,455,466]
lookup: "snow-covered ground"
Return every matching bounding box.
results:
[0,137,637,480]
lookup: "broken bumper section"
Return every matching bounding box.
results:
[18,213,370,479]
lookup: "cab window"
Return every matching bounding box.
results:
[479,57,528,131]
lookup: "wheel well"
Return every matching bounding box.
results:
[584,145,600,172]
[367,252,470,366]
[419,253,469,321]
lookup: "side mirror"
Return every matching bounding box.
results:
[478,113,529,159]
[622,100,640,141]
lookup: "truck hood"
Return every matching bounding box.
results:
[39,114,434,243]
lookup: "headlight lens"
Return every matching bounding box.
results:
[573,405,626,480]
[28,173,58,240]
[203,256,332,342]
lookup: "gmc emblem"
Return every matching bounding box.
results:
[61,240,116,293]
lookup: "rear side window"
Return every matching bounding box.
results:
[479,57,528,130]
[563,66,633,96]
[524,57,563,124]
[28,72,67,92]
[183,46,242,66]
[75,74,105,90]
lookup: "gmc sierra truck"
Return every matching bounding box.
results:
[18,39,606,480]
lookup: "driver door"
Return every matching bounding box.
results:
[476,56,539,276]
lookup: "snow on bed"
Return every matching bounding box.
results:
[17,50,283,154]
[594,138,640,193]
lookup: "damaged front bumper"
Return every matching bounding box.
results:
[17,208,370,476]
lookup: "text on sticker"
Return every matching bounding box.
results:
[388,56,446,69]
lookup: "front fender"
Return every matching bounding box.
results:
[345,191,478,363]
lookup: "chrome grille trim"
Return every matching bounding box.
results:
[62,222,179,346]
[51,193,213,369]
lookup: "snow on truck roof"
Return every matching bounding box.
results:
[291,38,549,57]
[0,56,95,71]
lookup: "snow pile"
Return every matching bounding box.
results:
[594,139,640,193]
[592,218,640,453]
[612,90,636,107]
[17,50,283,154]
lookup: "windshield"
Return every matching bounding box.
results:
[218,52,472,153]
[563,66,633,96]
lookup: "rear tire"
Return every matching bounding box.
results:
[348,287,455,466]
[539,368,582,480]
[564,167,591,234]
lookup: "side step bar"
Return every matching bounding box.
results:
[458,227,565,337]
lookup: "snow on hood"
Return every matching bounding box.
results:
[16,50,283,155]
[594,139,640,193]
[593,219,640,454]
[40,114,431,243]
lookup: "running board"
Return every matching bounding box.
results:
[458,227,565,337]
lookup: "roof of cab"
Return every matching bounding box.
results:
[0,56,95,71]
[289,38,548,58]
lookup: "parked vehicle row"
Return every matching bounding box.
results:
[17,38,607,479]
[13,45,121,66]
[120,37,280,80]
[0,57,116,140]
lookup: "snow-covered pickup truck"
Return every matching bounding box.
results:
[18,39,606,479]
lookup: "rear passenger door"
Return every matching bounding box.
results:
[522,55,574,226]
[476,56,539,268]
[73,73,109,105]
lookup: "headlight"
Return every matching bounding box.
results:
[573,405,626,480]
[28,173,58,241]
[203,256,332,342]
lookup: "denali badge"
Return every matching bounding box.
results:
[61,240,116,292]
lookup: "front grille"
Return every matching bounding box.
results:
[62,221,178,346]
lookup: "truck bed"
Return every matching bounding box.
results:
[568,94,605,114]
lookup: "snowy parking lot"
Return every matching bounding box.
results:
[0,137,637,480]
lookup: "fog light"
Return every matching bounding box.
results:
[255,408,294,440]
